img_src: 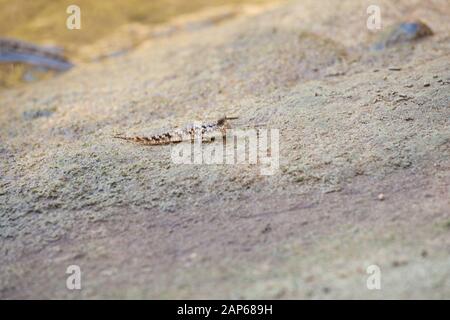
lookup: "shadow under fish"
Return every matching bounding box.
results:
[0,37,73,71]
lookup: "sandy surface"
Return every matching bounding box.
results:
[0,0,449,299]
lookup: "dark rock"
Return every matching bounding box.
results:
[0,37,73,71]
[372,21,433,50]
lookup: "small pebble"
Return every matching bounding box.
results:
[22,109,54,120]
[423,83,430,87]
[392,260,408,267]
[377,193,385,201]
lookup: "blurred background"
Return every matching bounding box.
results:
[0,0,274,88]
